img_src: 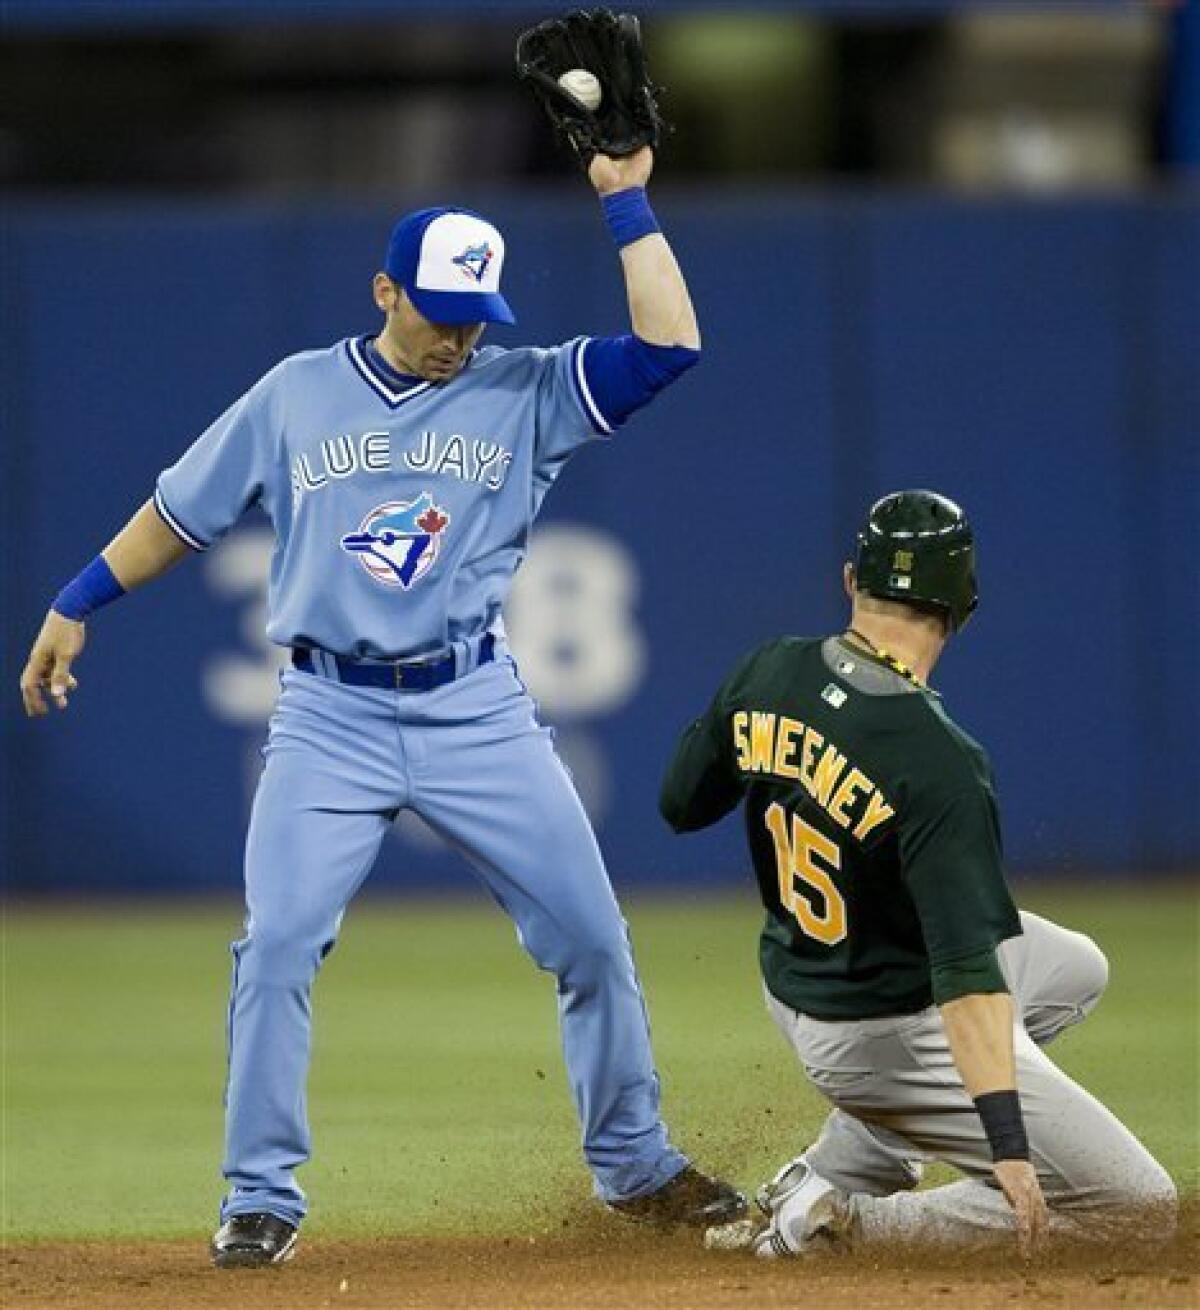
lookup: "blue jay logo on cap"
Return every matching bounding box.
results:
[340,494,451,589]
[451,242,494,285]
[387,209,515,325]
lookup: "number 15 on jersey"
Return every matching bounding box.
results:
[764,803,847,946]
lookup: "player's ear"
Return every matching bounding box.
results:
[843,562,856,600]
[373,273,401,315]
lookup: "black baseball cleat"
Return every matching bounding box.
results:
[608,1165,748,1228]
[210,1212,299,1268]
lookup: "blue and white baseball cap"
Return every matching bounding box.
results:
[384,207,516,326]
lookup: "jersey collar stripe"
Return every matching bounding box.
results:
[153,485,209,552]
[571,338,614,436]
[345,337,434,409]
[362,335,422,389]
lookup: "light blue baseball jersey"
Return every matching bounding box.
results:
[156,335,615,660]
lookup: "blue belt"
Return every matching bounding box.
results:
[293,633,495,692]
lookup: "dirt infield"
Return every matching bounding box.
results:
[5,1211,1197,1310]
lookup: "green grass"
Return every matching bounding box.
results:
[2,885,1195,1241]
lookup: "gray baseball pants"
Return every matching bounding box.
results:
[765,911,1177,1245]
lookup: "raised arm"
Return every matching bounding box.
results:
[560,148,702,437]
[20,500,191,717]
[588,147,699,349]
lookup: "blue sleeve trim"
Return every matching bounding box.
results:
[570,339,615,436]
[579,335,701,430]
[153,484,209,552]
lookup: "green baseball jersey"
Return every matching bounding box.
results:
[661,636,1022,1020]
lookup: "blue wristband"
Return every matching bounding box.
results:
[601,188,661,250]
[52,556,126,622]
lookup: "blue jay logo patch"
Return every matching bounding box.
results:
[340,494,451,589]
[451,242,493,284]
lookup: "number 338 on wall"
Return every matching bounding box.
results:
[504,523,646,719]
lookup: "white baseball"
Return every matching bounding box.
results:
[558,68,602,112]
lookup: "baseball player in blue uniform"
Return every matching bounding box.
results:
[20,144,746,1266]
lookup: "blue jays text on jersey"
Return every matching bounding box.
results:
[154,335,613,661]
[290,429,515,502]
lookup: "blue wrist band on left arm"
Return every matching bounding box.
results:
[52,555,126,621]
[601,188,661,249]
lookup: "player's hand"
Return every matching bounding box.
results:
[20,610,85,718]
[589,146,654,197]
[994,1159,1049,1260]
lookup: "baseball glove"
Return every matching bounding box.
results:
[515,9,664,162]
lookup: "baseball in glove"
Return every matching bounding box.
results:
[515,9,664,163]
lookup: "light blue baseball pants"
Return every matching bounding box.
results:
[220,654,688,1226]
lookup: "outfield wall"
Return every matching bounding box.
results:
[2,191,1197,892]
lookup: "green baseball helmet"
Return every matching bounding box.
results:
[853,490,979,631]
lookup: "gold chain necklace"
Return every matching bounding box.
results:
[845,628,929,690]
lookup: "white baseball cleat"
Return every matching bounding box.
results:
[755,1153,813,1216]
[751,1158,853,1259]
